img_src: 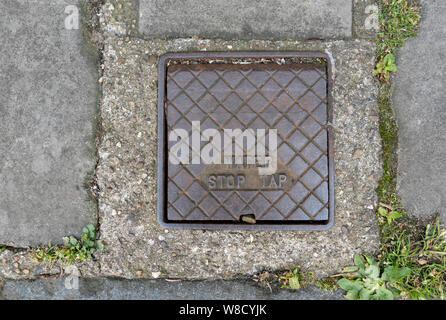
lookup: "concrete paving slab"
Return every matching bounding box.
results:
[138,0,352,40]
[0,0,99,246]
[393,0,446,225]
[353,0,379,39]
[0,278,345,300]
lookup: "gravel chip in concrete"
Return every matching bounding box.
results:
[95,37,381,280]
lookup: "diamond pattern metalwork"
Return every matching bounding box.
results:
[158,52,334,230]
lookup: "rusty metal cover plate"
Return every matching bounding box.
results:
[157,52,334,230]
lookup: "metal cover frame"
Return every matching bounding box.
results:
[157,51,334,230]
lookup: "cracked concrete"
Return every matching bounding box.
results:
[95,37,381,280]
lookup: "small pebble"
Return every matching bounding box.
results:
[241,215,256,224]
[148,55,157,63]
[352,148,363,159]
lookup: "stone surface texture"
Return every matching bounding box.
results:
[0,0,382,300]
[0,0,98,246]
[393,0,446,225]
[0,278,345,300]
[138,0,353,40]
[94,37,381,280]
[353,0,378,39]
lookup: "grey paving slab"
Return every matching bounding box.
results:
[0,278,345,300]
[393,0,446,225]
[353,0,378,39]
[0,0,99,246]
[138,0,352,40]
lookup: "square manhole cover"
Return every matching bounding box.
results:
[157,52,334,230]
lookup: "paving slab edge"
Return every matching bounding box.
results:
[0,277,345,300]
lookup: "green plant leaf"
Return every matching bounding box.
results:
[343,265,359,273]
[387,64,397,73]
[69,236,78,246]
[388,210,402,222]
[62,237,70,247]
[354,254,366,269]
[359,288,372,300]
[337,278,363,292]
[96,241,104,251]
[385,53,395,64]
[363,254,374,265]
[364,265,380,279]
[345,289,360,300]
[378,207,388,217]
[374,286,394,300]
[289,277,301,289]
[388,285,401,297]
[395,267,411,279]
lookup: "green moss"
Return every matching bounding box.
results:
[278,268,314,290]
[315,277,338,292]
[376,82,399,204]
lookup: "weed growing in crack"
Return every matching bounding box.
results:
[338,0,444,300]
[32,224,103,266]
[379,216,446,299]
[374,0,420,81]
[278,268,315,290]
[338,254,410,300]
